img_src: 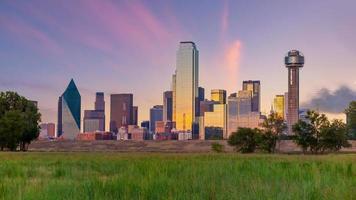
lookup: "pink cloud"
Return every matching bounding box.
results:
[221,0,229,36]
[0,15,62,55]
[223,40,242,90]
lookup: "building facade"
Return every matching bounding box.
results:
[242,80,260,112]
[227,93,238,138]
[211,89,226,104]
[273,95,285,119]
[174,41,199,131]
[163,91,173,122]
[110,94,133,134]
[57,79,81,139]
[150,105,163,133]
[203,104,227,139]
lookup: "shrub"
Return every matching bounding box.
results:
[211,142,224,153]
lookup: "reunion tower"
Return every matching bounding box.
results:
[285,50,304,134]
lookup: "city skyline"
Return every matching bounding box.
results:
[1,0,356,128]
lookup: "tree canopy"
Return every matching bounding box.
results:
[0,91,41,151]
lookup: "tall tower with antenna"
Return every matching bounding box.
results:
[285,50,304,135]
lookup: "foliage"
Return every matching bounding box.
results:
[0,91,41,151]
[228,128,261,153]
[211,142,224,153]
[345,101,356,139]
[293,110,350,154]
[260,112,287,153]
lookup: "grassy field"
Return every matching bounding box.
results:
[0,153,355,200]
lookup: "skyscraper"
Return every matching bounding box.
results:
[211,89,226,104]
[110,94,133,134]
[285,50,304,134]
[132,106,138,126]
[242,80,260,112]
[163,91,173,122]
[273,95,285,119]
[174,41,199,131]
[150,105,163,133]
[57,79,81,139]
[83,92,105,132]
[203,104,227,139]
[198,87,205,102]
[227,93,238,138]
[172,73,176,122]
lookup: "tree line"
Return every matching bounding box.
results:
[228,102,356,154]
[0,91,41,151]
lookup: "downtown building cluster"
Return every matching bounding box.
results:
[41,42,305,141]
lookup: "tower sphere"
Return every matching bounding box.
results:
[285,50,304,67]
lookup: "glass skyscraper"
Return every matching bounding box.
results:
[273,95,285,119]
[163,91,173,122]
[242,80,260,112]
[211,89,227,104]
[110,94,133,134]
[149,105,163,133]
[227,93,238,138]
[57,79,81,139]
[174,41,199,131]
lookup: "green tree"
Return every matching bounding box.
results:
[0,91,41,151]
[0,111,25,151]
[260,112,287,153]
[293,110,350,154]
[228,128,261,153]
[345,101,356,139]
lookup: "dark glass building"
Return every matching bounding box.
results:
[150,105,163,133]
[110,94,133,134]
[163,91,173,122]
[57,79,81,139]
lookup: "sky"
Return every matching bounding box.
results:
[1,0,356,131]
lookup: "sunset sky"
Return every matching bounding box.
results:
[1,0,356,130]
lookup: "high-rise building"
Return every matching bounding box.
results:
[237,90,252,116]
[84,92,105,132]
[242,80,260,112]
[95,92,105,111]
[236,90,264,129]
[174,41,199,131]
[211,89,226,104]
[227,93,238,138]
[198,87,205,102]
[285,50,304,134]
[284,92,288,120]
[110,94,133,134]
[150,105,163,133]
[163,91,173,122]
[84,110,105,132]
[273,95,285,119]
[141,121,150,131]
[199,100,214,116]
[203,104,227,139]
[57,79,81,139]
[172,73,176,122]
[132,106,138,126]
[39,123,55,139]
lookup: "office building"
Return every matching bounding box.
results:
[284,92,288,120]
[285,50,304,134]
[132,106,138,126]
[110,94,133,134]
[211,89,226,104]
[163,91,173,122]
[39,123,55,139]
[273,95,285,119]
[150,105,163,133]
[174,41,199,131]
[57,79,81,139]
[227,93,238,138]
[141,121,150,131]
[199,100,214,116]
[203,104,227,139]
[242,80,260,112]
[236,89,264,129]
[172,73,176,122]
[83,92,105,132]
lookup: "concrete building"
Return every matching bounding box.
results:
[273,95,285,119]
[150,105,163,133]
[57,79,81,139]
[163,91,173,122]
[174,41,199,131]
[242,80,260,112]
[285,50,304,134]
[211,89,226,104]
[83,92,105,132]
[110,94,133,134]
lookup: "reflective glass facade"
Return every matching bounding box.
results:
[175,42,199,131]
[227,95,238,138]
[211,89,226,104]
[273,95,285,119]
[57,79,81,139]
[242,80,260,112]
[204,104,227,139]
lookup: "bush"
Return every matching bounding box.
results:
[211,142,224,153]
[228,128,261,153]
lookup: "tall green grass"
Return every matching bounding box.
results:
[0,153,355,200]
